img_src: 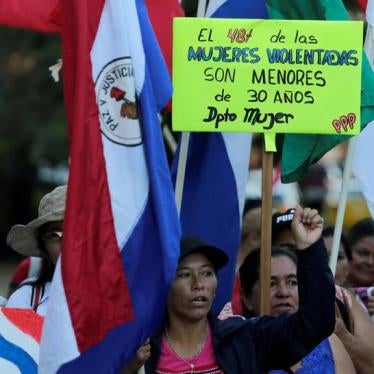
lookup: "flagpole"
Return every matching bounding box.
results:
[329,138,356,275]
[260,136,273,315]
[175,132,191,214]
[163,125,177,154]
[197,0,207,18]
[174,0,207,214]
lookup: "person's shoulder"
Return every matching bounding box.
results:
[5,283,34,309]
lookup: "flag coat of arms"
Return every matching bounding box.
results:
[39,0,180,372]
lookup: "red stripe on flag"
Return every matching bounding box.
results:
[356,0,368,12]
[61,0,134,352]
[0,0,61,33]
[2,308,44,343]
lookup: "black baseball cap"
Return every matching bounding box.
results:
[272,208,295,241]
[180,236,229,271]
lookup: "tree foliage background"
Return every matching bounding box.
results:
[0,0,365,259]
[0,28,67,257]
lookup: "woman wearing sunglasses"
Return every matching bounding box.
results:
[6,185,66,315]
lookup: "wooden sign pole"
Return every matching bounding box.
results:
[259,138,273,315]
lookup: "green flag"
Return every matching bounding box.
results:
[267,0,374,183]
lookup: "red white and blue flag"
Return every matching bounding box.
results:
[0,308,44,374]
[173,0,267,313]
[144,0,184,74]
[353,0,374,218]
[39,0,180,372]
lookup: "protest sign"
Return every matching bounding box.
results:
[173,18,363,135]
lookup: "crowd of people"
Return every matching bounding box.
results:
[1,185,374,373]
[229,205,374,373]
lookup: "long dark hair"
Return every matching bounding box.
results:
[322,226,352,261]
[33,223,56,285]
[347,218,374,247]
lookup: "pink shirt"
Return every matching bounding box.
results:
[156,325,223,374]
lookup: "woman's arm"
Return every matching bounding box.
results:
[335,296,374,374]
[329,334,356,374]
[252,207,336,371]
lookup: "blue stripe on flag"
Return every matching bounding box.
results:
[174,133,241,313]
[207,0,267,18]
[59,0,180,372]
[136,0,172,109]
[174,0,267,314]
[59,201,178,373]
[61,67,180,373]
[0,334,37,374]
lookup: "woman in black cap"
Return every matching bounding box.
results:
[123,206,335,374]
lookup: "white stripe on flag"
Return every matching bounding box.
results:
[0,310,40,363]
[352,0,374,218]
[353,123,374,217]
[91,0,149,248]
[206,0,226,17]
[0,358,20,374]
[364,16,374,69]
[368,0,374,26]
[222,133,252,220]
[39,262,79,373]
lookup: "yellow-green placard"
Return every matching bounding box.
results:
[172,18,362,135]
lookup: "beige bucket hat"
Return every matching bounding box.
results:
[6,185,67,257]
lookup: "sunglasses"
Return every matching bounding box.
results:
[42,230,63,243]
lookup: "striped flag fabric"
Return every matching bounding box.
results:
[144,0,184,74]
[365,0,374,67]
[39,0,180,373]
[0,308,44,374]
[0,0,61,33]
[174,0,267,314]
[206,0,267,18]
[353,0,374,217]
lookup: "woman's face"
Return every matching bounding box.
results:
[42,220,63,265]
[350,235,374,286]
[167,253,217,323]
[269,256,299,316]
[242,255,299,317]
[324,235,350,286]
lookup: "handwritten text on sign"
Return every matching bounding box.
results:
[172,18,363,134]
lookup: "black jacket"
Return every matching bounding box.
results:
[146,238,335,373]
